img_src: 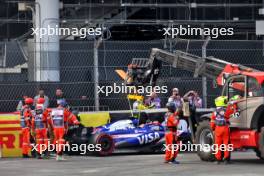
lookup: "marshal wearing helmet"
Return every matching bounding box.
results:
[210,96,237,164]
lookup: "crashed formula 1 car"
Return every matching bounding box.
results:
[66,109,191,156]
[88,114,192,156]
[89,119,166,156]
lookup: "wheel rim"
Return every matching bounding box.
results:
[99,136,113,152]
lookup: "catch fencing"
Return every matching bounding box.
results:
[0,40,263,112]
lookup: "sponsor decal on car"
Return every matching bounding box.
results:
[137,132,160,145]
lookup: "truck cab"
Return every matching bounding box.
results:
[221,74,264,129]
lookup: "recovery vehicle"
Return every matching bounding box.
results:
[116,48,264,161]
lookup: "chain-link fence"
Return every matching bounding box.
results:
[0,40,263,112]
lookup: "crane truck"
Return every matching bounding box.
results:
[116,48,264,161]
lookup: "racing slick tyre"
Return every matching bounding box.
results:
[91,133,115,156]
[256,127,264,159]
[195,120,215,162]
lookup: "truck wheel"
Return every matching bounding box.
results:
[257,127,264,159]
[195,120,215,161]
[92,133,115,156]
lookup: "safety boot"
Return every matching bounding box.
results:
[215,160,221,165]
[22,154,30,158]
[170,160,180,164]
[37,153,42,159]
[223,159,231,165]
[31,150,37,158]
[56,155,66,161]
[43,150,50,159]
[56,155,60,161]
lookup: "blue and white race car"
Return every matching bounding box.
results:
[90,119,167,156]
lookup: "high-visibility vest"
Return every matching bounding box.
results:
[51,108,65,128]
[20,107,31,128]
[215,107,227,126]
[33,108,46,129]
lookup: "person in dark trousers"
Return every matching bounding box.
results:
[183,90,202,135]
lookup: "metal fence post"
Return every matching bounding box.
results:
[94,38,102,111]
[202,36,211,108]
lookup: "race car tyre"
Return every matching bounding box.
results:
[257,127,264,159]
[92,133,115,156]
[195,120,215,161]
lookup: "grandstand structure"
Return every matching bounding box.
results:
[0,0,263,111]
